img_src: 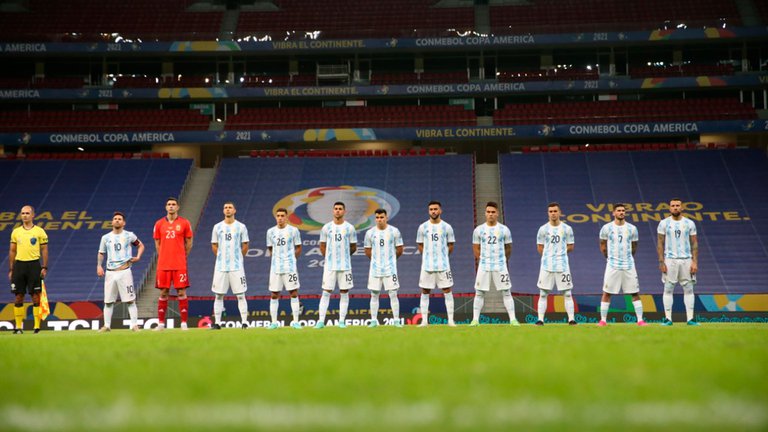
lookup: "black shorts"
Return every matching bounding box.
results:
[11,260,42,295]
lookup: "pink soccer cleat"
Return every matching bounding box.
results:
[637,320,647,326]
[597,320,607,327]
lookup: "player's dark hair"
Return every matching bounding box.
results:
[613,203,625,210]
[670,198,683,204]
[333,201,345,209]
[375,208,387,215]
[275,207,288,215]
[113,211,126,220]
[224,201,236,208]
[548,202,561,210]
[428,200,442,208]
[486,201,498,209]
[166,197,179,205]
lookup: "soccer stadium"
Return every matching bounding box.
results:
[0,0,767,430]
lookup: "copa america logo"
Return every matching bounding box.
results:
[274,186,400,233]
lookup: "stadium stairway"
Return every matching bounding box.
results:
[500,148,768,295]
[136,167,216,319]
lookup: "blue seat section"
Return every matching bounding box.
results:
[186,156,476,297]
[500,149,768,294]
[0,159,193,302]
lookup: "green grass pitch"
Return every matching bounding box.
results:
[1,323,766,432]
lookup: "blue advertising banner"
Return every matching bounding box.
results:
[1,120,766,146]
[1,75,766,101]
[0,26,766,54]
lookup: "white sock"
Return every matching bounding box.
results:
[444,292,454,323]
[389,290,400,321]
[214,294,225,324]
[501,290,516,322]
[269,298,279,323]
[663,283,675,321]
[127,302,138,327]
[600,301,610,322]
[290,297,300,322]
[103,303,113,328]
[564,290,575,322]
[683,284,695,321]
[369,291,379,322]
[339,292,350,323]
[318,291,331,324]
[420,293,430,323]
[632,299,644,322]
[472,290,485,322]
[237,294,248,323]
[537,290,548,321]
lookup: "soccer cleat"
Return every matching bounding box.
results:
[447,320,456,327]
[153,323,166,332]
[131,325,141,332]
[33,328,41,334]
[687,320,700,326]
[661,318,673,326]
[534,320,544,326]
[338,322,347,329]
[290,322,302,329]
[418,322,428,327]
[241,322,249,329]
[597,320,607,327]
[98,326,111,333]
[268,322,279,330]
[314,321,325,329]
[210,323,221,330]
[367,321,378,328]
[180,322,189,331]
[13,329,23,335]
[510,320,521,327]
[394,321,403,328]
[568,320,578,326]
[468,320,479,327]
[637,320,647,327]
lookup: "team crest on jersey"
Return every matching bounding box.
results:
[30,237,37,245]
[175,225,181,231]
[274,186,400,234]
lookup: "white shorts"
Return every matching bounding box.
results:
[211,269,247,295]
[537,268,574,292]
[603,266,639,294]
[322,270,354,291]
[474,268,512,292]
[368,274,400,292]
[104,268,136,303]
[269,272,300,292]
[662,258,696,285]
[419,270,453,289]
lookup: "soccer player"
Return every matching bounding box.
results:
[364,209,404,328]
[97,212,144,332]
[266,207,303,329]
[657,198,699,326]
[210,202,250,330]
[470,202,519,327]
[416,201,456,326]
[315,201,357,329]
[597,204,646,326]
[153,197,193,331]
[8,205,48,334]
[535,202,576,325]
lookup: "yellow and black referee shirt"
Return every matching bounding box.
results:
[10,225,48,262]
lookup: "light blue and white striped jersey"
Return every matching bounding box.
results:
[364,225,403,277]
[599,221,638,270]
[416,220,455,272]
[320,221,357,271]
[657,216,697,259]
[266,224,302,274]
[211,220,249,272]
[98,230,139,270]
[473,223,513,271]
[536,222,574,272]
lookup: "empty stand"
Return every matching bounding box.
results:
[497,69,599,82]
[0,109,210,132]
[226,105,475,129]
[629,64,735,78]
[0,158,193,302]
[186,155,476,297]
[500,149,768,294]
[494,99,756,125]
